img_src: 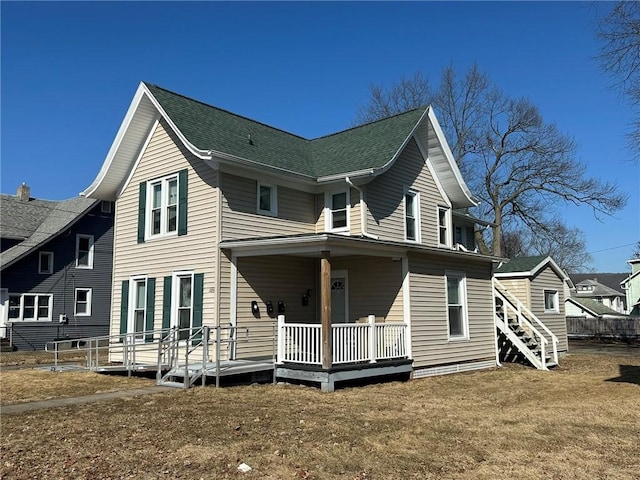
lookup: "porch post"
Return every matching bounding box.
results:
[321,250,332,369]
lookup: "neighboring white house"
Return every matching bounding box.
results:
[620,259,640,316]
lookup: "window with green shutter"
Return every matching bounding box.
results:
[138,169,188,242]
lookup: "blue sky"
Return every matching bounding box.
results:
[1,1,638,273]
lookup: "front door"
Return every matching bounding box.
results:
[331,270,348,324]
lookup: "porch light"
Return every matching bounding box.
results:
[251,301,259,316]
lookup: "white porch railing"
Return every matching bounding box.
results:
[277,315,408,365]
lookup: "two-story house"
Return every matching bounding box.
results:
[1,184,114,350]
[82,83,561,391]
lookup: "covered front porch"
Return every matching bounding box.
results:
[221,234,414,391]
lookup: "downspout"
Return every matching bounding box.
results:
[345,177,378,240]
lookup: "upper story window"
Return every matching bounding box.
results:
[438,207,450,246]
[76,235,94,269]
[544,290,559,312]
[257,183,278,216]
[446,271,468,340]
[74,288,92,316]
[39,251,53,274]
[138,170,188,243]
[404,190,421,242]
[8,294,53,322]
[150,175,178,236]
[101,201,113,213]
[325,190,350,233]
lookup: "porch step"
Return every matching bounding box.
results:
[157,380,187,389]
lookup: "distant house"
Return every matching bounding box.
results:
[565,296,621,319]
[0,184,114,350]
[569,274,627,314]
[620,259,640,316]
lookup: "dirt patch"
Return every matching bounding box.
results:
[1,353,638,479]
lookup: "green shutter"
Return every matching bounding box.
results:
[192,273,204,344]
[137,182,146,243]
[178,169,188,236]
[119,280,129,341]
[162,276,172,334]
[145,278,156,342]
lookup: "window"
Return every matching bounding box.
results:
[404,190,420,242]
[325,191,349,232]
[138,170,187,242]
[438,207,449,246]
[76,235,94,269]
[544,290,559,312]
[174,273,193,341]
[131,278,147,341]
[150,175,178,237]
[101,201,112,213]
[39,251,53,274]
[7,294,53,321]
[74,288,92,316]
[446,272,468,339]
[257,183,277,216]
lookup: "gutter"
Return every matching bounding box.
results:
[345,176,378,240]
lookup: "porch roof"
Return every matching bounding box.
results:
[219,233,501,262]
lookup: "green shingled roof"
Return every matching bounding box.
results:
[495,256,548,274]
[145,83,425,178]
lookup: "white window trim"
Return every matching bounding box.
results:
[8,293,53,322]
[146,174,179,240]
[38,251,54,274]
[404,189,421,243]
[75,235,94,269]
[324,190,350,234]
[438,206,451,247]
[256,182,278,216]
[544,290,559,313]
[128,276,148,343]
[445,271,469,341]
[74,288,92,317]
[171,270,194,341]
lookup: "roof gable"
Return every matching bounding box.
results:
[82,82,476,207]
[566,296,622,317]
[1,196,98,270]
[494,255,568,280]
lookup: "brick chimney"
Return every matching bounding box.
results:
[17,183,30,202]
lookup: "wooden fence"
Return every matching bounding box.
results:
[566,316,640,338]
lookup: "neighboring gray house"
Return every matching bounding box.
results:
[0,184,114,350]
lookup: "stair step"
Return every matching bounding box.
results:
[158,380,187,388]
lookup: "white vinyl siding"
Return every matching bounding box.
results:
[111,120,217,347]
[221,173,315,240]
[366,138,447,245]
[409,254,495,369]
[530,267,568,352]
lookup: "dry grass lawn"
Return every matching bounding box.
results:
[1,353,639,479]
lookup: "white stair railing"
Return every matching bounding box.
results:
[493,278,559,369]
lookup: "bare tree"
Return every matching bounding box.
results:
[597,1,640,161]
[355,64,627,257]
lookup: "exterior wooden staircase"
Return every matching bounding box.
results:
[493,279,559,370]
